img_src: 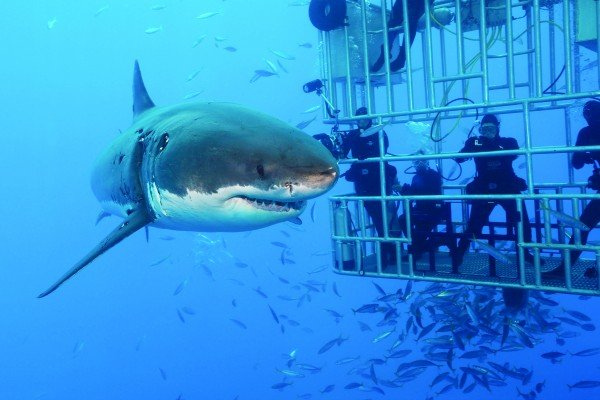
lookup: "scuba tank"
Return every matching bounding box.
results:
[333,202,356,271]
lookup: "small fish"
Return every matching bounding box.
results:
[471,237,513,265]
[308,265,328,274]
[223,46,237,52]
[250,69,278,83]
[270,49,296,60]
[47,18,58,29]
[277,60,289,73]
[295,116,317,130]
[344,382,363,390]
[186,69,202,82]
[540,206,590,231]
[173,279,189,296]
[298,42,313,48]
[254,287,268,298]
[159,368,167,380]
[276,368,305,378]
[72,341,85,357]
[332,282,341,297]
[571,348,600,357]
[145,26,163,34]
[271,382,292,390]
[541,351,565,360]
[268,305,280,324]
[196,12,220,19]
[302,105,321,114]
[373,328,395,343]
[183,91,204,100]
[271,241,288,249]
[320,384,335,393]
[564,309,592,322]
[568,380,600,390]
[581,323,596,331]
[94,5,109,17]
[214,36,227,42]
[264,59,278,74]
[318,336,346,354]
[191,35,207,48]
[150,5,167,10]
[230,319,247,329]
[176,309,185,323]
[181,306,196,315]
[335,356,360,365]
[388,349,412,359]
[149,255,170,267]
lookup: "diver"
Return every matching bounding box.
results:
[544,100,600,280]
[342,107,400,267]
[370,0,433,73]
[399,155,444,265]
[451,114,536,273]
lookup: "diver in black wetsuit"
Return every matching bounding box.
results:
[451,114,536,272]
[399,157,443,263]
[371,0,432,72]
[342,107,400,266]
[544,100,600,280]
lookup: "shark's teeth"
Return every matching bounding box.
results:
[238,195,305,212]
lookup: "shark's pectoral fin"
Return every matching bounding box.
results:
[95,211,111,226]
[38,208,153,298]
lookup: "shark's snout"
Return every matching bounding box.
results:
[315,166,338,191]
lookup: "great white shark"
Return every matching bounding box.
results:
[39,61,338,297]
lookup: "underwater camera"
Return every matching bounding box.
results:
[587,168,600,191]
[313,132,343,160]
[303,79,324,93]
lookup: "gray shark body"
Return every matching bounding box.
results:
[39,61,338,297]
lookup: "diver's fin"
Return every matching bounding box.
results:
[38,208,153,298]
[132,60,155,119]
[95,211,111,226]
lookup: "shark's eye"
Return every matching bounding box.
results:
[257,164,265,178]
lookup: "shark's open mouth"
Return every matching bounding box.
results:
[237,195,306,212]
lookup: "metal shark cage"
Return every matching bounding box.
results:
[316,0,600,295]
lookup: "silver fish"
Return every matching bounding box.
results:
[540,206,590,231]
[196,12,220,19]
[295,116,316,130]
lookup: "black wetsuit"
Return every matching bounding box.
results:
[563,124,600,267]
[453,135,533,268]
[400,167,443,260]
[371,0,432,72]
[342,129,399,262]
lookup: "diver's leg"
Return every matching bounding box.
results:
[371,2,404,72]
[569,199,600,260]
[500,199,536,262]
[390,22,419,71]
[452,200,495,271]
[364,200,395,265]
[544,199,600,279]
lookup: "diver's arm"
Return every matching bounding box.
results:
[455,138,474,163]
[572,127,593,170]
[506,137,519,161]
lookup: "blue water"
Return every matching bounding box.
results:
[1,1,599,399]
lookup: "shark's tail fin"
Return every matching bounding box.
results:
[38,208,153,298]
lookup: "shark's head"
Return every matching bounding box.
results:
[138,103,338,231]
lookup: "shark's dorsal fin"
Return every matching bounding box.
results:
[38,207,153,298]
[133,60,155,119]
